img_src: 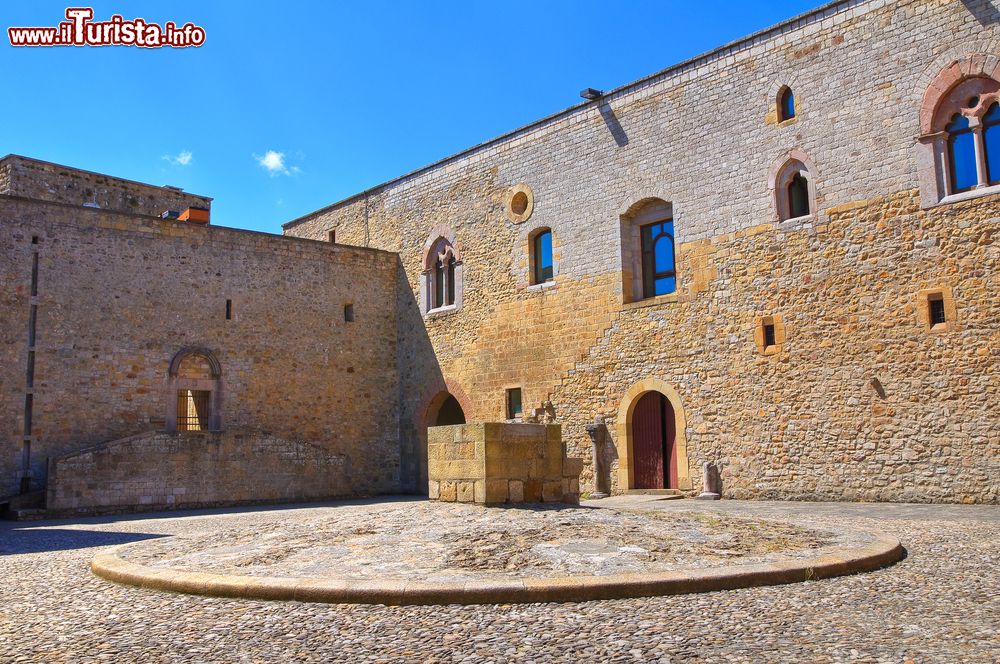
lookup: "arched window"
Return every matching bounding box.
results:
[917,60,1000,204]
[531,228,554,284]
[619,198,676,303]
[984,102,1000,185]
[166,348,222,432]
[431,241,457,309]
[778,87,795,121]
[947,113,977,193]
[769,155,816,222]
[640,219,676,298]
[421,232,463,315]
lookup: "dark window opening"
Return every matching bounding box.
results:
[787,173,811,218]
[30,253,39,297]
[763,322,777,348]
[435,394,466,426]
[434,258,445,308]
[344,303,355,322]
[447,256,456,305]
[532,230,554,284]
[225,299,232,320]
[176,390,211,431]
[506,388,523,420]
[779,87,795,121]
[28,306,36,347]
[947,113,977,193]
[31,236,39,244]
[23,393,33,436]
[640,219,677,298]
[328,229,336,244]
[929,296,946,326]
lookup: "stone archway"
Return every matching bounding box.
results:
[414,379,473,495]
[615,378,691,491]
[165,347,222,432]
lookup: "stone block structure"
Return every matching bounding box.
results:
[427,423,582,505]
[283,0,1000,504]
[3,0,999,511]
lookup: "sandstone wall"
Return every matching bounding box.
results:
[283,0,1000,503]
[46,431,356,514]
[0,155,211,217]
[0,197,401,498]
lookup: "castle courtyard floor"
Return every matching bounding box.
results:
[2,497,997,663]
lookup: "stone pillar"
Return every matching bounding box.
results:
[585,417,609,499]
[696,461,721,500]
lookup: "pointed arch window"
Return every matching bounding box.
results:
[421,234,463,315]
[770,156,816,222]
[917,67,1000,204]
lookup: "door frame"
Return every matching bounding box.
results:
[615,378,692,491]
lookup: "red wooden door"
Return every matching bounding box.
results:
[632,391,677,490]
[633,391,665,489]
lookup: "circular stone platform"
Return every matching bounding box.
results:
[92,501,902,605]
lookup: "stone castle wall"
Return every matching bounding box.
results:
[0,196,401,499]
[0,155,212,218]
[283,0,1000,502]
[45,431,357,514]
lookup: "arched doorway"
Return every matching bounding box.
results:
[615,378,692,492]
[433,394,466,425]
[631,391,677,489]
[416,385,471,495]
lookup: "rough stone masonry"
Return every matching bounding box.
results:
[1,0,998,512]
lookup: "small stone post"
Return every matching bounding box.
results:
[696,461,721,500]
[585,416,609,499]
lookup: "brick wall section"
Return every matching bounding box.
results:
[0,155,211,218]
[46,431,355,514]
[284,0,1000,503]
[0,196,401,498]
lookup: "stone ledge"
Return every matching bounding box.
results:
[91,533,903,606]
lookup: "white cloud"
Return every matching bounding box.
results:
[162,150,193,166]
[255,150,301,177]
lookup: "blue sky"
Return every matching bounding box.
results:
[3,1,821,233]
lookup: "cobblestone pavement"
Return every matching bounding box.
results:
[2,497,997,663]
[118,501,841,581]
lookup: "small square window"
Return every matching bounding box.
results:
[755,315,784,355]
[506,388,522,420]
[919,287,954,333]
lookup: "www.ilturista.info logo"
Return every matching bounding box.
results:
[8,8,205,48]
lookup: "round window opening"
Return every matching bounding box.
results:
[505,184,534,223]
[969,95,981,109]
[510,191,529,216]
